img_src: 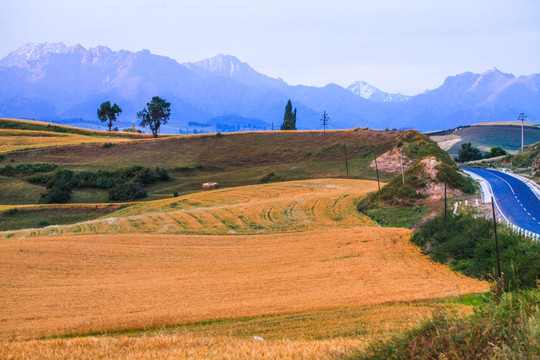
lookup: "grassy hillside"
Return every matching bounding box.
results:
[0,120,492,359]
[0,122,416,208]
[429,122,540,157]
[0,118,149,138]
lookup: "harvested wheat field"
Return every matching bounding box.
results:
[0,227,488,341]
[0,128,145,153]
[1,179,378,239]
[1,336,368,360]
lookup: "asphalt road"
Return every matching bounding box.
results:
[462,168,540,234]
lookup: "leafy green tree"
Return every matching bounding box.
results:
[456,142,483,162]
[137,96,171,138]
[485,146,507,159]
[280,99,297,130]
[97,101,122,131]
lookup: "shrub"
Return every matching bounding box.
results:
[108,180,147,201]
[37,220,50,228]
[356,290,539,360]
[0,164,15,176]
[436,163,476,194]
[412,212,540,291]
[102,142,115,148]
[39,169,75,204]
[3,208,19,216]
[261,172,284,184]
[173,191,179,197]
[1,163,59,176]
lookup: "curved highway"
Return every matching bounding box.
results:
[462,168,540,234]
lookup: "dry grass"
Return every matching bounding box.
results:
[0,128,145,153]
[0,302,474,359]
[1,179,378,238]
[430,134,462,151]
[0,228,488,341]
[1,336,368,360]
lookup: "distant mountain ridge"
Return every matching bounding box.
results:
[347,81,410,102]
[0,42,538,133]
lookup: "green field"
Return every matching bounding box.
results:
[430,123,540,157]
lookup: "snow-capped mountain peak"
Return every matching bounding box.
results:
[183,54,286,88]
[347,81,410,102]
[189,54,251,77]
[0,42,70,66]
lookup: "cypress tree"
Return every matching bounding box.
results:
[281,100,297,130]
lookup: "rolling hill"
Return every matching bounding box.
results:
[429,121,540,157]
[0,119,490,359]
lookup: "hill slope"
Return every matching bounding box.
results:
[429,122,540,157]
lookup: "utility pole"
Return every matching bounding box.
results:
[399,147,405,184]
[321,111,329,139]
[373,153,381,191]
[444,181,447,223]
[272,122,274,131]
[518,112,527,152]
[343,144,349,175]
[491,196,502,293]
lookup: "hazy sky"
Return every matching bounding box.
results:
[1,0,539,95]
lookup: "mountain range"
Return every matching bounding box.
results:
[0,42,538,133]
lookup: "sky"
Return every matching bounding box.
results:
[1,0,539,95]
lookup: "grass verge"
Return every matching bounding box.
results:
[351,290,539,360]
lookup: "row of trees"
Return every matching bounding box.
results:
[99,98,329,135]
[97,96,170,138]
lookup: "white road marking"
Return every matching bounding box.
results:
[487,171,515,194]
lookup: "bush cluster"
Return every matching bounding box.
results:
[260,172,284,184]
[357,290,539,360]
[0,163,59,176]
[412,212,540,291]
[29,166,170,203]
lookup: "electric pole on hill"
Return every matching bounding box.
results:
[491,196,502,295]
[444,181,447,223]
[343,145,349,175]
[518,113,527,152]
[321,111,329,139]
[373,153,381,191]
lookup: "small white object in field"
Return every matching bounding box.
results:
[253,336,264,341]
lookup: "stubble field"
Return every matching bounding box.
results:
[0,125,490,359]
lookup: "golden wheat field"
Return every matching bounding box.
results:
[0,227,488,341]
[1,179,378,239]
[0,178,489,359]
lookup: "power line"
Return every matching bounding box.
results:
[518,112,527,152]
[321,111,329,139]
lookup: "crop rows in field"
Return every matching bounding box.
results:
[0,228,488,340]
[1,179,379,239]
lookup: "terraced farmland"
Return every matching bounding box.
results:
[1,179,379,239]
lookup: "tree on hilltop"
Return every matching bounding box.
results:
[137,96,171,138]
[455,142,483,162]
[485,146,507,159]
[281,99,297,130]
[97,101,122,131]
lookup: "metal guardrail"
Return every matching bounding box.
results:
[506,221,540,241]
[452,198,540,241]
